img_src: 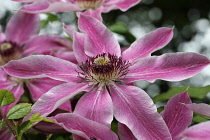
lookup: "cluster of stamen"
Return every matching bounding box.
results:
[0,41,22,65]
[75,0,103,10]
[78,53,130,85]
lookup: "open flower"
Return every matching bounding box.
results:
[3,14,210,139]
[0,11,74,114]
[12,0,141,14]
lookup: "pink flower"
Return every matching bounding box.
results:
[0,11,74,114]
[3,14,210,139]
[12,0,141,14]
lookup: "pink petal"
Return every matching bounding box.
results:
[55,113,119,140]
[63,24,75,39]
[78,7,103,22]
[74,87,113,127]
[23,35,73,56]
[0,68,7,81]
[124,52,210,83]
[181,121,210,140]
[26,77,64,100]
[3,55,79,82]
[51,50,77,64]
[5,11,40,45]
[23,82,92,121]
[185,103,210,117]
[110,84,172,140]
[114,0,142,11]
[72,31,88,63]
[122,27,173,63]
[78,14,121,57]
[118,123,137,140]
[64,24,88,63]
[161,91,192,140]
[19,1,81,13]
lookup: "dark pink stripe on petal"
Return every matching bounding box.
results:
[125,52,210,83]
[110,84,172,140]
[162,91,193,140]
[55,113,119,140]
[74,86,113,127]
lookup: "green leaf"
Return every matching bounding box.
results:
[0,120,3,131]
[0,89,15,107]
[108,22,136,43]
[153,85,210,103]
[18,120,32,134]
[41,13,60,28]
[7,103,32,119]
[46,134,53,140]
[29,113,56,124]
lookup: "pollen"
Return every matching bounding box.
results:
[94,56,110,64]
[75,0,102,10]
[0,43,12,51]
[78,53,130,85]
[0,41,22,65]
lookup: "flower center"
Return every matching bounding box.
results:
[78,53,130,85]
[0,41,22,65]
[75,0,103,10]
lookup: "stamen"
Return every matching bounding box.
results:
[78,53,130,85]
[0,41,22,65]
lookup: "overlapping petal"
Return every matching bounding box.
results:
[181,121,210,140]
[78,14,121,57]
[124,52,210,83]
[22,35,73,56]
[114,0,141,11]
[18,1,81,13]
[185,103,210,117]
[3,55,79,82]
[74,86,113,127]
[110,84,172,140]
[122,27,173,63]
[161,91,192,140]
[55,113,119,140]
[5,11,40,45]
[80,7,103,22]
[23,82,92,121]
[26,77,64,100]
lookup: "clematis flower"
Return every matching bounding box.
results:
[3,14,210,139]
[12,0,141,15]
[0,11,74,114]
